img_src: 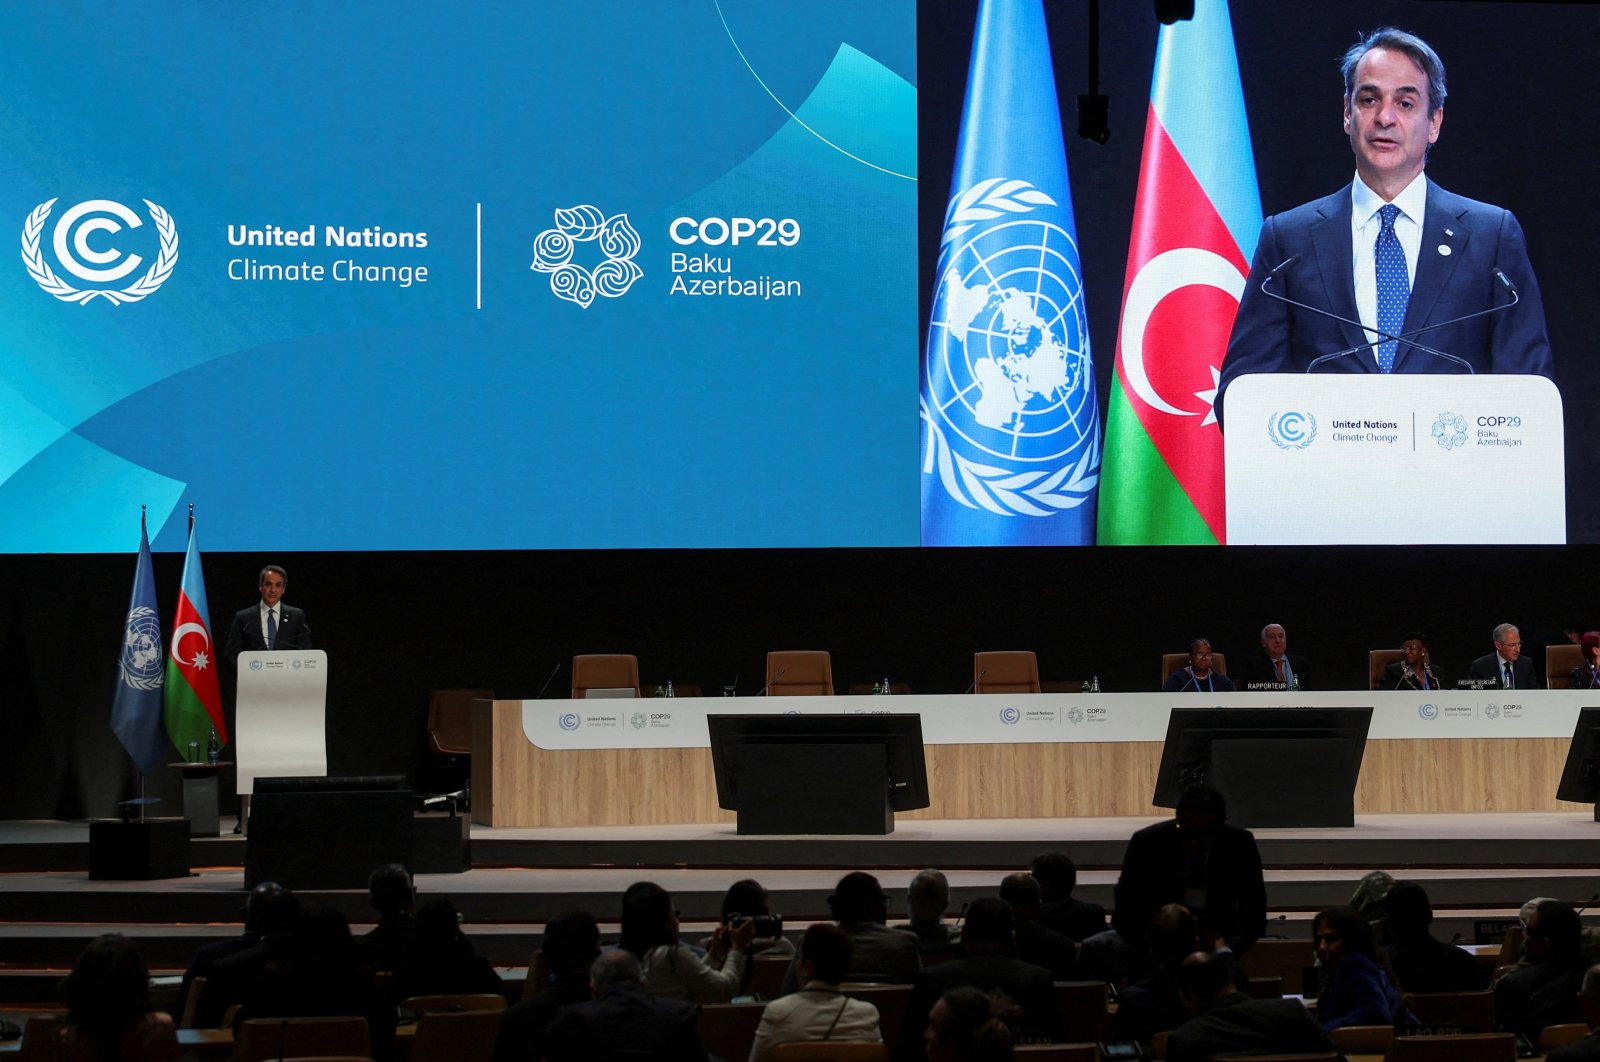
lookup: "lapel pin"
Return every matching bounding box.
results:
[1438,244,1452,256]
[1444,228,1454,237]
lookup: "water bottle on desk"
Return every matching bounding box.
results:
[207,726,219,764]
[665,679,675,698]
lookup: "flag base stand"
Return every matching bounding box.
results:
[412,811,470,874]
[169,762,228,837]
[89,816,191,880]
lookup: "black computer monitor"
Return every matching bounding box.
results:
[1153,707,1374,828]
[707,713,930,834]
[1555,707,1600,816]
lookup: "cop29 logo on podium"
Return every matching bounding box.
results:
[21,198,178,305]
[531,203,642,309]
[921,179,1099,517]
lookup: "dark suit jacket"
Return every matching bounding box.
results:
[1494,953,1589,1040]
[1113,820,1267,958]
[1234,651,1312,691]
[1038,897,1107,943]
[894,952,1062,1062]
[1167,993,1334,1062]
[1218,181,1554,427]
[543,981,708,1062]
[1467,652,1541,690]
[1550,1031,1600,1062]
[1381,660,1446,691]
[1385,932,1490,994]
[493,971,592,1062]
[223,602,311,667]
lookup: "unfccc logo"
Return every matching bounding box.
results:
[999,707,1020,725]
[558,712,581,731]
[22,198,178,304]
[1418,703,1439,720]
[1267,410,1317,449]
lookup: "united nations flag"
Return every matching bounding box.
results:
[920,0,1100,546]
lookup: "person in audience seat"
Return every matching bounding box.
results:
[493,910,599,1062]
[193,886,303,1028]
[1383,881,1489,992]
[781,872,921,995]
[179,881,285,1017]
[357,862,418,974]
[1497,899,1590,1039]
[1167,951,1333,1062]
[622,880,753,1003]
[388,898,504,1002]
[998,872,1077,979]
[1032,851,1107,942]
[1548,964,1600,1062]
[923,986,1024,1062]
[1110,904,1201,1043]
[58,935,179,1062]
[543,948,709,1062]
[907,868,964,960]
[1312,905,1413,1030]
[748,923,883,1062]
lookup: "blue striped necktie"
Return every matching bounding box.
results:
[1374,204,1409,373]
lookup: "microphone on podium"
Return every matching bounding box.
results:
[1259,254,1518,373]
[963,668,988,695]
[534,661,563,700]
[758,668,787,696]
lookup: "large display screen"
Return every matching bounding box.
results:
[2,1,1593,551]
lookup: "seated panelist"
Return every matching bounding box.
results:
[1383,632,1443,691]
[1570,631,1600,691]
[1163,639,1236,694]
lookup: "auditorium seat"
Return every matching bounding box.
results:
[1548,643,1583,689]
[234,1016,371,1061]
[1053,980,1110,1042]
[750,953,792,1000]
[571,654,641,698]
[1540,1024,1591,1052]
[767,651,834,696]
[772,1043,891,1061]
[400,993,507,1014]
[1369,650,1403,690]
[699,1001,767,1062]
[1014,1045,1099,1062]
[1330,1025,1394,1053]
[974,651,1040,694]
[840,985,911,1052]
[179,974,206,1028]
[1388,1033,1516,1062]
[1160,652,1228,686]
[1401,989,1497,1030]
[18,1014,63,1062]
[409,1009,501,1062]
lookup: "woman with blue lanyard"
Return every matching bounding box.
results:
[1163,638,1236,693]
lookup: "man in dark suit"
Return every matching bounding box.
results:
[1167,952,1333,1062]
[1467,622,1541,690]
[1496,899,1589,1040]
[1548,965,1600,1062]
[1113,783,1268,970]
[1217,28,1552,426]
[999,872,1077,980]
[894,898,1062,1061]
[1032,851,1107,942]
[493,911,598,1062]
[543,948,708,1062]
[223,564,312,668]
[1234,623,1312,690]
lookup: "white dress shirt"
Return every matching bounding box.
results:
[258,599,282,647]
[1351,171,1427,369]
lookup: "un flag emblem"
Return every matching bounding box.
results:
[922,179,1099,521]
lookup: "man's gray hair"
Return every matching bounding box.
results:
[1582,963,1600,1002]
[1341,27,1448,116]
[590,948,642,997]
[1261,624,1285,640]
[1495,623,1520,643]
[908,868,950,922]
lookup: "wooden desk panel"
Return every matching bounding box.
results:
[470,700,1584,827]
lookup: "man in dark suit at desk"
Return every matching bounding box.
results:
[223,565,312,668]
[1217,27,1553,427]
[1467,622,1541,690]
[1235,624,1311,691]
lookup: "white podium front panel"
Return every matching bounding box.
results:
[1224,374,1564,544]
[236,649,328,794]
[521,690,1589,751]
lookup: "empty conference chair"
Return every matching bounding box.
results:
[427,688,494,757]
[766,651,834,696]
[1368,650,1403,690]
[1548,643,1584,690]
[571,654,641,699]
[973,651,1040,694]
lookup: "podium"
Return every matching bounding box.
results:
[1224,374,1565,544]
[236,650,329,831]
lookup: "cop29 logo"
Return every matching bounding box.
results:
[531,204,642,309]
[22,198,178,304]
[1267,410,1317,450]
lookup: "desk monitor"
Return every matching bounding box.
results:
[1153,707,1374,828]
[1555,707,1600,814]
[707,713,930,813]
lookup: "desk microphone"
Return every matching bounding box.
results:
[758,668,787,696]
[1260,255,1517,373]
[963,668,988,695]
[534,661,563,700]
[1575,891,1599,916]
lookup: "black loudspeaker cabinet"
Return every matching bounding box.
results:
[89,819,191,880]
[245,776,412,889]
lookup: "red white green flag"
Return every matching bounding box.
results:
[1096,0,1261,544]
[163,519,226,752]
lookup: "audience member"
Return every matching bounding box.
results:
[389,898,505,1002]
[493,911,599,1062]
[235,907,395,1060]
[1113,783,1267,974]
[1348,870,1396,942]
[748,923,882,1062]
[1312,906,1411,1030]
[193,885,303,1028]
[1496,899,1589,1039]
[179,881,284,1017]
[783,872,920,994]
[1548,964,1600,1062]
[998,872,1077,979]
[58,935,179,1062]
[896,898,1061,1062]
[907,868,963,960]
[1167,952,1333,1062]
[1109,904,1200,1043]
[622,881,752,1003]
[924,986,1023,1062]
[1032,852,1108,941]
[544,948,710,1062]
[1383,881,1488,992]
[715,878,796,961]
[357,862,418,973]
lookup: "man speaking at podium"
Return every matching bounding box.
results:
[223,565,312,667]
[1217,27,1553,423]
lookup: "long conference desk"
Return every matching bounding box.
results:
[468,691,1598,828]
